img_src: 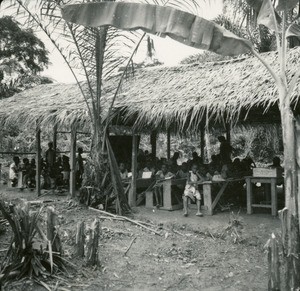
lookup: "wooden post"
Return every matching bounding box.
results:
[86,219,101,266]
[267,233,280,291]
[53,124,57,157]
[129,134,138,207]
[47,206,62,254]
[167,128,171,160]
[200,127,205,163]
[246,177,253,214]
[70,123,77,198]
[75,221,85,257]
[36,124,41,197]
[295,116,300,230]
[150,130,157,158]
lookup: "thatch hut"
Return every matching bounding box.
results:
[1,47,300,199]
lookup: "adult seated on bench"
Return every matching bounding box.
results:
[9,156,20,187]
[183,164,206,217]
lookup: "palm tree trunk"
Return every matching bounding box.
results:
[278,86,300,290]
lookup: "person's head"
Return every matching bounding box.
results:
[191,164,198,174]
[30,158,36,165]
[173,152,180,160]
[233,158,240,165]
[13,156,20,165]
[199,164,207,175]
[272,156,281,167]
[119,162,126,172]
[218,136,226,143]
[192,152,199,159]
[161,164,168,174]
[78,147,83,154]
[144,150,149,155]
[23,158,29,164]
[48,142,53,149]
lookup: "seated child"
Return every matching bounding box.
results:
[153,164,174,208]
[183,164,206,217]
[119,162,129,180]
[9,156,20,187]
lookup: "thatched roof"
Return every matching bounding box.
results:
[1,47,300,133]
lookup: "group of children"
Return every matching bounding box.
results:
[8,142,85,191]
[9,156,36,188]
[118,146,267,217]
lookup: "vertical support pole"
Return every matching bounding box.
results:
[295,116,300,230]
[226,123,231,144]
[53,124,57,159]
[36,123,41,197]
[203,182,213,215]
[129,133,138,207]
[200,127,205,163]
[150,130,157,158]
[246,177,253,214]
[271,178,278,216]
[167,128,171,160]
[70,123,77,198]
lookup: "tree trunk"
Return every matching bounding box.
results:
[75,221,85,257]
[86,219,101,266]
[279,88,300,290]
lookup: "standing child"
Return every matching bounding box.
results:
[153,164,174,208]
[183,164,206,217]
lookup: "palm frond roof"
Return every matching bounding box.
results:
[1,47,300,133]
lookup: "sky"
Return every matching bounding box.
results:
[36,1,223,83]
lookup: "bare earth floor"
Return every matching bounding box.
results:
[0,186,280,291]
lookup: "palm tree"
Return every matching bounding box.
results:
[3,0,202,214]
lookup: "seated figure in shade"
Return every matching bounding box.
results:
[268,156,284,177]
[176,162,189,179]
[153,164,174,208]
[119,162,129,180]
[143,161,156,178]
[183,164,206,217]
[9,156,20,187]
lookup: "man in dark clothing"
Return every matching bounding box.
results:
[218,136,232,165]
[76,147,84,189]
[45,141,56,189]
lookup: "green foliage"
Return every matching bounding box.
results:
[0,16,49,74]
[0,16,51,98]
[0,201,65,283]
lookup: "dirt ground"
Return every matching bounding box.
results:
[0,185,280,291]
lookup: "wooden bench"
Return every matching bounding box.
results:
[145,178,186,211]
[191,178,244,215]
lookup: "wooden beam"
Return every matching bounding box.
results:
[70,123,77,198]
[226,123,231,144]
[150,130,157,158]
[36,124,41,197]
[200,127,205,163]
[53,124,57,157]
[167,128,171,160]
[129,134,138,207]
[0,152,36,155]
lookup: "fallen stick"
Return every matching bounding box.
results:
[124,237,136,256]
[88,207,162,236]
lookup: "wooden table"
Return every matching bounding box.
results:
[145,178,186,211]
[201,178,244,215]
[245,176,280,216]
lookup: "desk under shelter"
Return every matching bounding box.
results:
[145,177,244,215]
[245,176,283,216]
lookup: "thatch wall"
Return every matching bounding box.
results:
[0,47,300,133]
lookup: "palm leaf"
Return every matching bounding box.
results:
[61,2,252,56]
